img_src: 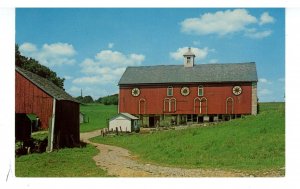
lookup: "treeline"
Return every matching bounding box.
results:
[76,94,118,105]
[15,44,65,89]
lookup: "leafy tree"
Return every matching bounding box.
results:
[15,44,65,89]
[82,96,94,103]
[95,97,102,103]
[101,94,118,105]
[75,96,84,102]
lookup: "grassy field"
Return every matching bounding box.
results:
[15,144,108,177]
[91,102,285,174]
[15,103,116,177]
[80,103,117,132]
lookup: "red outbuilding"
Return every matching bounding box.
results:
[15,67,80,151]
[118,48,258,127]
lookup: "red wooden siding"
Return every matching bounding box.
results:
[119,83,252,115]
[15,72,53,129]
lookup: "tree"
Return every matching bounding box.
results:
[95,97,102,103]
[82,96,94,103]
[15,44,65,89]
[100,94,118,105]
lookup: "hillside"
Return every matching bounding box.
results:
[91,102,285,175]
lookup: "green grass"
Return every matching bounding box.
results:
[15,144,108,177]
[80,103,118,132]
[91,102,285,173]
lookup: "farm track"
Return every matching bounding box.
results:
[81,129,281,177]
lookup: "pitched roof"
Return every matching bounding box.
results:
[119,62,258,85]
[16,67,79,103]
[110,113,139,121]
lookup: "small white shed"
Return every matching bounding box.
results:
[109,113,139,132]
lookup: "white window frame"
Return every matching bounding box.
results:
[167,86,173,96]
[198,85,204,96]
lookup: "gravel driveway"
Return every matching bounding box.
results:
[80,130,281,177]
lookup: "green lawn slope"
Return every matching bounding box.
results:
[91,102,285,174]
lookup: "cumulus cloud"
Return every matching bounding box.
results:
[73,75,115,85]
[181,9,257,36]
[19,42,76,66]
[73,49,145,86]
[259,12,275,25]
[245,28,272,39]
[19,42,37,52]
[180,9,274,39]
[108,43,114,49]
[94,50,144,66]
[259,78,272,84]
[170,47,211,61]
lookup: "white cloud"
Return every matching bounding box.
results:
[245,28,272,39]
[95,50,144,66]
[68,86,81,94]
[209,59,218,64]
[19,42,76,67]
[181,9,275,39]
[19,42,37,53]
[259,12,275,25]
[64,75,73,80]
[259,78,272,84]
[181,9,257,36]
[170,47,211,61]
[73,49,145,89]
[108,43,114,49]
[73,76,109,85]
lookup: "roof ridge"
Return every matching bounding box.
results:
[127,62,256,68]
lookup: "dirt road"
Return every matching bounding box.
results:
[80,130,281,177]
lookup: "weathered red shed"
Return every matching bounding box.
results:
[15,67,80,150]
[118,48,258,127]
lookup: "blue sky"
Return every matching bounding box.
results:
[16,8,285,102]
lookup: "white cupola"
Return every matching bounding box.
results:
[183,47,195,68]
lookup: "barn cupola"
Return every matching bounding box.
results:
[183,47,195,68]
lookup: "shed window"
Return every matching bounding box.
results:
[198,85,204,96]
[167,86,173,96]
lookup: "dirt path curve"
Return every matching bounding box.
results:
[81,130,247,177]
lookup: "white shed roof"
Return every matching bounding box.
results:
[109,113,139,121]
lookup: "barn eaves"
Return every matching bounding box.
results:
[118,62,258,85]
[15,66,79,103]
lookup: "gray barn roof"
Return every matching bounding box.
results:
[16,67,79,103]
[119,62,257,85]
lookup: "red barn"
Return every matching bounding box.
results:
[118,48,258,127]
[15,67,80,151]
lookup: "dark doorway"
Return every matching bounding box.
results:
[15,113,32,141]
[149,116,155,127]
[149,116,160,127]
[198,116,204,123]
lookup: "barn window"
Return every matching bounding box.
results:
[167,86,173,96]
[198,85,204,96]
